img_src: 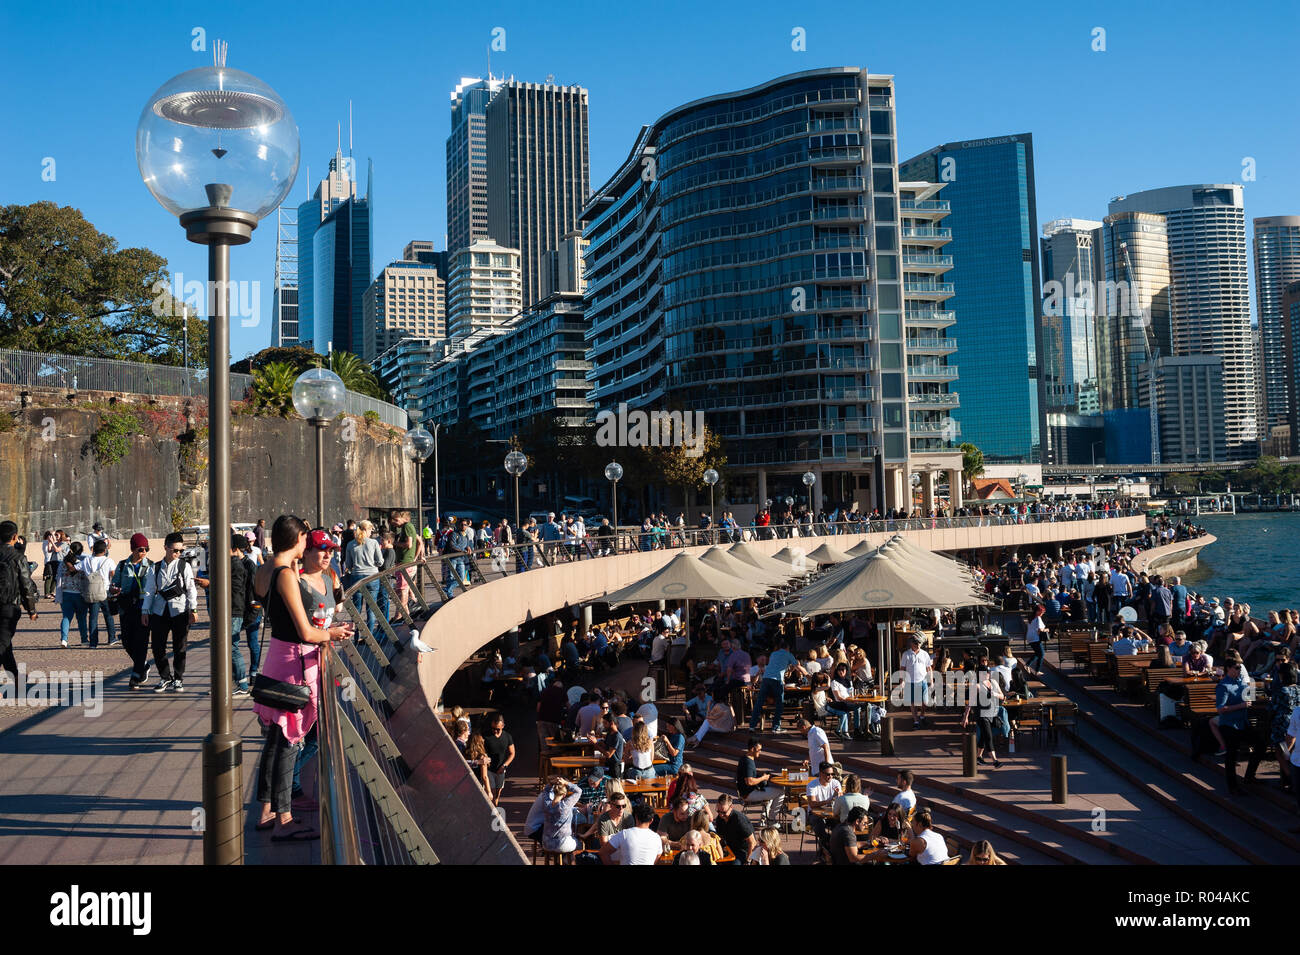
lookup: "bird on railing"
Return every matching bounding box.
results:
[408,628,436,654]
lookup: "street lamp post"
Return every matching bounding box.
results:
[293,368,346,528]
[431,422,441,531]
[504,450,528,532]
[137,47,300,865]
[703,468,719,543]
[403,415,434,537]
[605,461,624,554]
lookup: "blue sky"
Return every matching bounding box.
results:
[1,0,1296,360]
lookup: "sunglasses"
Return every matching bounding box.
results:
[168,547,184,554]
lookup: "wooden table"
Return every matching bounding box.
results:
[549,755,602,779]
[846,695,886,704]
[621,777,670,807]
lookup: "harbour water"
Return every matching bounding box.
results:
[1179,512,1300,612]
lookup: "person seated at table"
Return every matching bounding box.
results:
[574,692,604,738]
[826,662,868,738]
[749,826,790,865]
[850,646,874,688]
[685,696,735,749]
[806,761,843,810]
[803,648,823,681]
[1111,627,1142,656]
[832,773,873,824]
[575,766,607,828]
[627,723,657,781]
[666,765,710,817]
[658,795,695,843]
[598,802,663,865]
[737,737,782,825]
[592,711,625,779]
[966,840,1006,865]
[611,699,634,738]
[525,777,566,843]
[543,779,583,857]
[1184,641,1212,676]
[671,828,714,866]
[713,794,755,864]
[452,718,471,756]
[690,808,726,863]
[656,717,686,777]
[907,809,950,865]
[870,802,912,844]
[828,806,875,865]
[684,683,713,729]
[893,769,918,815]
[1169,630,1193,660]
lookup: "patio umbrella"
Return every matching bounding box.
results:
[845,540,877,558]
[600,552,765,607]
[806,542,854,566]
[771,546,820,574]
[698,546,789,589]
[729,542,805,580]
[876,535,981,586]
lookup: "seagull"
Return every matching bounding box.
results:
[408,628,436,654]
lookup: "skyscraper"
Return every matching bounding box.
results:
[1098,211,1172,411]
[309,162,373,355]
[900,135,1045,464]
[486,80,590,308]
[1108,185,1256,455]
[297,149,358,350]
[362,257,446,361]
[585,68,965,516]
[446,77,503,255]
[271,206,299,347]
[1253,216,1300,431]
[444,240,522,340]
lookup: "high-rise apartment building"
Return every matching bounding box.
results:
[1282,282,1300,455]
[444,240,523,340]
[446,77,502,255]
[1098,211,1172,412]
[900,134,1045,464]
[361,258,446,361]
[486,80,590,308]
[585,68,964,516]
[1108,185,1256,455]
[1039,219,1104,463]
[1137,355,1227,465]
[1253,216,1300,430]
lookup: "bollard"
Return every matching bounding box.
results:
[1051,753,1068,803]
[880,713,895,757]
[962,728,977,777]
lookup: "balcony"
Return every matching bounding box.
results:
[813,264,871,283]
[901,226,952,244]
[824,385,875,401]
[812,205,868,223]
[899,199,951,215]
[901,253,953,271]
[812,176,866,195]
[904,281,956,302]
[808,146,864,166]
[908,391,960,408]
[907,364,959,381]
[906,336,958,355]
[908,419,961,436]
[906,309,957,329]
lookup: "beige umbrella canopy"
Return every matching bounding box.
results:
[699,546,789,589]
[779,545,985,616]
[771,546,819,573]
[728,542,804,580]
[877,535,981,586]
[600,552,766,607]
[845,540,877,558]
[807,542,854,566]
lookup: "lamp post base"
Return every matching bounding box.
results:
[201,732,244,865]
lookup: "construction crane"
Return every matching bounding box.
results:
[1119,240,1160,464]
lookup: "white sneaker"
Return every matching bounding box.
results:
[60,639,68,648]
[154,679,173,693]
[771,726,785,734]
[170,680,184,693]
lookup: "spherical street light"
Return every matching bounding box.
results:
[605,461,624,483]
[605,461,624,552]
[137,62,299,220]
[403,427,434,463]
[504,450,528,529]
[136,46,300,868]
[703,468,719,487]
[292,367,345,422]
[701,468,720,543]
[802,470,816,519]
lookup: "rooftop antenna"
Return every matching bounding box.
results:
[348,99,353,158]
[487,43,492,82]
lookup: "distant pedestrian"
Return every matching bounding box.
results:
[0,520,39,680]
[142,532,199,693]
[113,533,153,688]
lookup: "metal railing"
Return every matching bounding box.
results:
[0,347,408,427]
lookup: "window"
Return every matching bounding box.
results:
[872,167,893,193]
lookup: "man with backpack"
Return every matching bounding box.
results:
[82,539,117,649]
[142,531,199,693]
[0,520,39,681]
[113,533,153,688]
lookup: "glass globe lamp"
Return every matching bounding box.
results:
[703,468,719,486]
[137,64,299,221]
[403,427,434,463]
[504,450,528,476]
[605,462,624,483]
[291,367,345,421]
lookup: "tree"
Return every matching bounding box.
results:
[250,362,298,417]
[960,442,985,494]
[328,350,390,401]
[230,345,319,374]
[0,201,204,364]
[230,345,391,402]
[644,423,727,511]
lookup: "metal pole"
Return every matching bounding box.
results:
[709,485,715,544]
[433,424,441,532]
[313,420,325,528]
[514,474,521,531]
[1051,754,1068,803]
[611,480,619,555]
[201,237,241,866]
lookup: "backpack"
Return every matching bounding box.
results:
[85,560,109,603]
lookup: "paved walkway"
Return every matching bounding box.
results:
[0,605,316,864]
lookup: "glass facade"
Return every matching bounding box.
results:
[901,136,1043,463]
[1253,217,1300,429]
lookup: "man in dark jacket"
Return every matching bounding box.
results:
[227,534,251,698]
[0,520,39,680]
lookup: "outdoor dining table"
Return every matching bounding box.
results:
[549,755,602,779]
[621,776,670,807]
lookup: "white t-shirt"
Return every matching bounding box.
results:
[806,777,842,803]
[901,649,932,683]
[895,787,917,812]
[83,554,116,585]
[916,828,948,865]
[807,725,831,772]
[1288,710,1300,768]
[576,702,603,737]
[1027,616,1047,645]
[636,702,659,738]
[608,827,662,865]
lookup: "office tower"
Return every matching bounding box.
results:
[1138,356,1227,464]
[309,162,373,355]
[271,206,299,347]
[541,232,587,298]
[1283,282,1300,454]
[444,240,522,340]
[585,68,964,515]
[1039,219,1105,463]
[1108,185,1256,455]
[900,134,1045,464]
[446,77,503,255]
[297,149,358,349]
[486,80,590,308]
[1098,212,1172,412]
[362,258,446,361]
[1253,216,1300,431]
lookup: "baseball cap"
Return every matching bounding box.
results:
[305,529,338,552]
[130,533,149,551]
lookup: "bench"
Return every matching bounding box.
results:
[1179,682,1218,724]
[1066,629,1098,665]
[1113,654,1155,695]
[1087,643,1112,680]
[1143,667,1184,708]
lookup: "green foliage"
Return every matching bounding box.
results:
[170,495,198,531]
[90,409,141,467]
[231,346,392,402]
[250,361,298,417]
[0,201,206,365]
[363,409,380,425]
[960,442,985,489]
[178,426,208,475]
[328,350,390,401]
[230,345,320,375]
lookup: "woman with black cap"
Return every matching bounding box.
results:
[112,533,154,687]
